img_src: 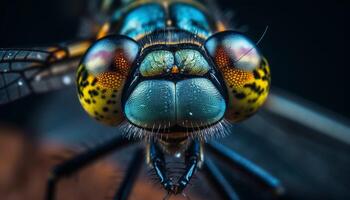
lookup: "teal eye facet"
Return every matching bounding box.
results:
[175,49,210,75]
[176,78,226,127]
[124,80,176,128]
[139,50,174,77]
[124,78,226,129]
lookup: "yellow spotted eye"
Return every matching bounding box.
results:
[205,31,271,122]
[77,35,140,126]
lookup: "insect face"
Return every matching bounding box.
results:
[124,47,226,131]
[76,31,270,138]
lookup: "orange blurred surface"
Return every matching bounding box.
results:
[0,126,210,200]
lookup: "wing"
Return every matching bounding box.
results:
[0,39,92,105]
[262,89,350,145]
[218,89,350,199]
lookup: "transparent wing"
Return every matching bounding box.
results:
[0,39,92,105]
[262,89,350,145]
[221,89,350,198]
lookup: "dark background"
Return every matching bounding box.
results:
[0,1,349,200]
[0,0,347,123]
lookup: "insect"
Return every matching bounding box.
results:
[0,0,284,199]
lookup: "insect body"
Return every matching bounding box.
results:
[0,0,281,199]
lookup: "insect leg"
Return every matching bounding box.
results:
[114,148,144,200]
[206,142,285,196]
[46,136,136,200]
[149,141,173,192]
[202,156,240,200]
[174,140,201,194]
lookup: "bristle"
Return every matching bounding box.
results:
[137,29,205,50]
[118,119,232,141]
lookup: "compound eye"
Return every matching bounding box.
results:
[77,35,140,126]
[205,31,261,71]
[84,35,139,85]
[205,31,270,122]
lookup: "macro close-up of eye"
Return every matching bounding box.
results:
[205,31,262,72]
[0,0,347,200]
[77,35,139,126]
[205,31,271,122]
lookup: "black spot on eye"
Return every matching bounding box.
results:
[91,78,98,86]
[244,83,264,95]
[94,111,99,115]
[92,100,96,104]
[248,98,258,103]
[103,107,109,112]
[235,92,246,99]
[101,95,106,99]
[111,94,116,98]
[113,110,118,114]
[80,81,89,87]
[91,90,99,96]
[107,100,112,104]
[113,89,118,93]
[234,111,240,115]
[112,100,117,104]
[84,99,91,104]
[253,71,261,79]
[102,89,107,94]
[78,87,84,97]
[262,67,268,75]
[262,73,270,81]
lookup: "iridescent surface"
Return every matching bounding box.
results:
[124,80,176,128]
[124,78,226,128]
[175,49,210,75]
[120,4,165,39]
[170,3,211,38]
[176,78,226,127]
[206,31,261,71]
[77,36,140,126]
[139,50,174,77]
[205,31,270,122]
[139,49,210,77]
[84,36,139,76]
[84,39,116,76]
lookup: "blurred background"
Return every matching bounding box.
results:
[0,0,348,200]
